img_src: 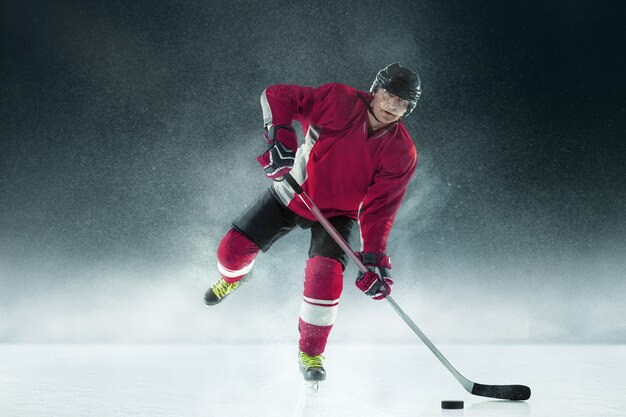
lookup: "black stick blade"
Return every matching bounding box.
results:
[471,383,531,400]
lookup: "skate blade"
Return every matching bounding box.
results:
[304,380,319,392]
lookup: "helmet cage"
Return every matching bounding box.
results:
[370,63,422,116]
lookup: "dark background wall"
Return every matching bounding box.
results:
[1,0,624,343]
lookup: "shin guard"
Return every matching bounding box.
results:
[299,256,343,356]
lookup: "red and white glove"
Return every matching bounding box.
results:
[355,252,393,300]
[257,125,298,180]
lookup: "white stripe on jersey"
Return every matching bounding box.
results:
[273,125,319,207]
[260,89,273,127]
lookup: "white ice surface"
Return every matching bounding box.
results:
[0,344,624,417]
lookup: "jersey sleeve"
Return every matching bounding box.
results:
[359,139,418,253]
[260,83,358,131]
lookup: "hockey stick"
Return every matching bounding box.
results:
[282,173,531,401]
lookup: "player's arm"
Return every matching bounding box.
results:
[256,83,349,179]
[356,142,417,299]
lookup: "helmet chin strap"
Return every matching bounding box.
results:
[368,104,384,124]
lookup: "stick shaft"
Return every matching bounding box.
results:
[284,174,367,273]
[281,173,530,400]
[283,173,473,391]
[384,295,474,392]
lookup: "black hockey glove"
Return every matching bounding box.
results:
[257,125,297,180]
[355,252,393,300]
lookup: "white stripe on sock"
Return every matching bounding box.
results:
[218,259,255,278]
[300,301,339,327]
[303,296,339,306]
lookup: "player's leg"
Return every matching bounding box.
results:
[297,216,358,380]
[204,189,298,305]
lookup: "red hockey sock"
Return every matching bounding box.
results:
[298,256,343,356]
[217,228,259,284]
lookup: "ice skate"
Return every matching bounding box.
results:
[204,272,252,306]
[299,351,326,391]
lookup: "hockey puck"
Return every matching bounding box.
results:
[441,400,464,409]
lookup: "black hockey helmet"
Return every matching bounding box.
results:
[370,63,422,115]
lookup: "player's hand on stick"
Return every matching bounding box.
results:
[257,125,297,180]
[355,252,393,300]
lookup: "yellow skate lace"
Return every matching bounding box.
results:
[212,278,240,299]
[299,352,325,369]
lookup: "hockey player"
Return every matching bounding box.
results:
[204,63,421,384]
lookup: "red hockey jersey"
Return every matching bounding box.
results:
[260,83,417,253]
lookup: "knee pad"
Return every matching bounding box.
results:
[217,228,259,282]
[303,256,343,301]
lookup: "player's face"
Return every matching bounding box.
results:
[371,89,409,123]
